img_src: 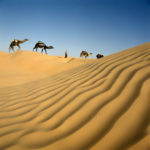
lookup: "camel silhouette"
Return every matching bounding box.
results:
[33,41,54,55]
[9,39,28,53]
[80,51,92,58]
[96,54,104,59]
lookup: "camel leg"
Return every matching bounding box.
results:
[9,46,14,53]
[44,49,47,55]
[9,47,12,53]
[17,45,21,50]
[41,49,44,53]
[9,47,11,53]
[33,47,38,52]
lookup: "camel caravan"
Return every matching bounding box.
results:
[9,39,104,59]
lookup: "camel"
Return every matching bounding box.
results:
[80,50,93,58]
[33,41,54,55]
[96,54,104,59]
[9,39,28,53]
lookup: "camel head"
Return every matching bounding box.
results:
[88,53,93,56]
[47,46,54,49]
[24,39,28,42]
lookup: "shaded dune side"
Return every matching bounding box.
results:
[0,43,150,150]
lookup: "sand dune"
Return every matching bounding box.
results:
[0,42,150,150]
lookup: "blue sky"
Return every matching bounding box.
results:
[0,0,150,58]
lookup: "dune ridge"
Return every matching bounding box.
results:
[0,42,150,150]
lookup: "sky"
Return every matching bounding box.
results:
[0,0,150,58]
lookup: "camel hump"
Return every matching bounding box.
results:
[11,39,18,44]
[82,50,87,54]
[37,41,45,46]
[38,41,44,44]
[11,39,18,42]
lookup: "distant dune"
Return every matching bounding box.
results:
[0,42,150,150]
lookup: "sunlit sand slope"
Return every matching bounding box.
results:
[0,42,150,150]
[0,50,83,87]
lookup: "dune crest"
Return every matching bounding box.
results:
[0,43,150,150]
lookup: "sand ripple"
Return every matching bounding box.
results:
[0,43,150,150]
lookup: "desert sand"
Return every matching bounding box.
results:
[0,42,150,150]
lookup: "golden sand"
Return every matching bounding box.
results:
[0,43,150,150]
